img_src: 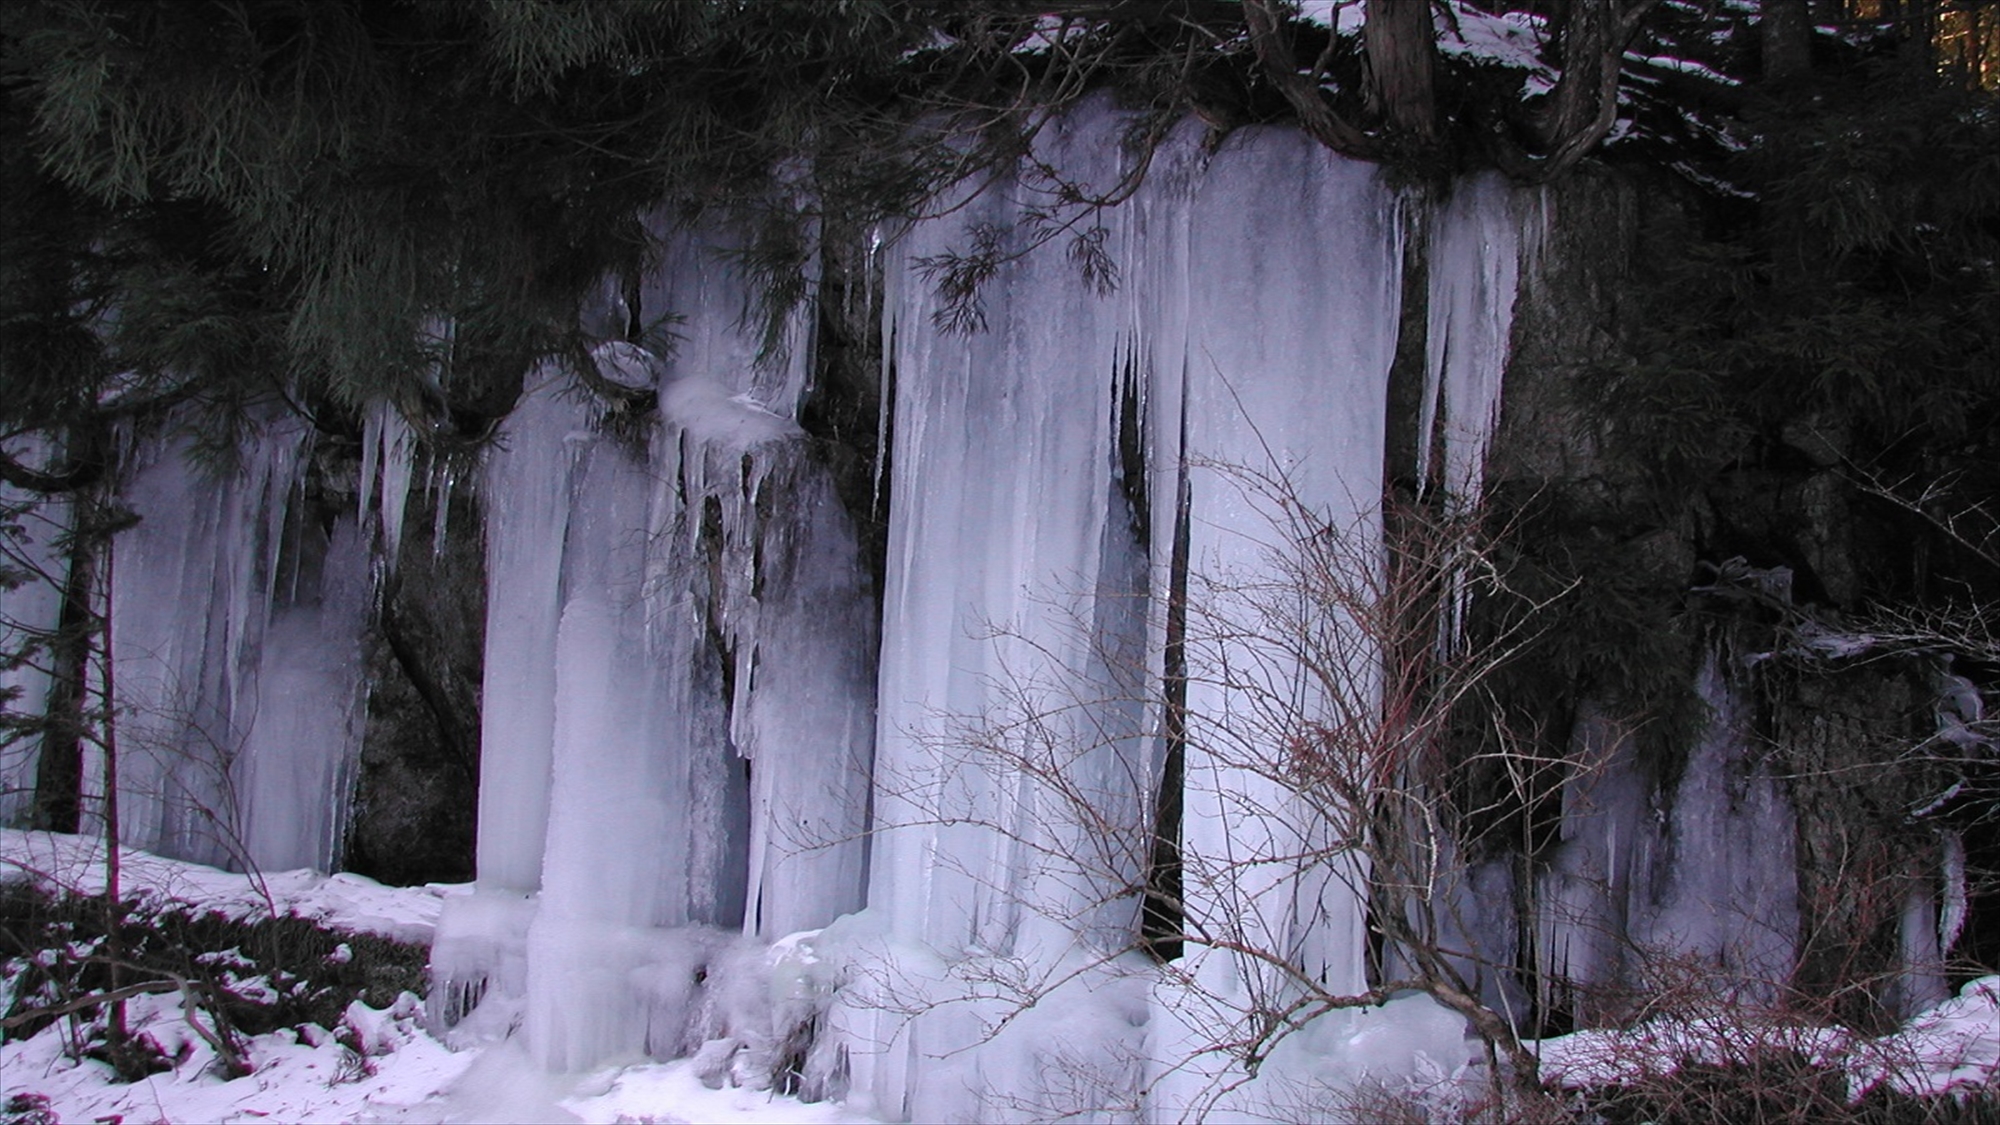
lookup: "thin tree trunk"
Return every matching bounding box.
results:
[31,503,98,834]
[100,534,125,1049]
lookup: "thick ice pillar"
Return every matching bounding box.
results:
[1138,128,1404,1119]
[441,231,876,1074]
[854,105,1155,1122]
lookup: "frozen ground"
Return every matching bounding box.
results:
[1535,976,2000,1102]
[6,829,1998,1122]
[1,831,878,1125]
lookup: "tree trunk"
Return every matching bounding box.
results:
[1242,0,1379,158]
[31,502,98,834]
[1511,0,1661,182]
[1365,0,1439,139]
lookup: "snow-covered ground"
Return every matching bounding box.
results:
[1,831,878,1125]
[7,829,1999,1122]
[1534,976,2000,1102]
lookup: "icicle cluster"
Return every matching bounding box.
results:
[104,416,370,873]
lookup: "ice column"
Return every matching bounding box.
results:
[439,232,876,1074]
[855,104,1154,1122]
[1139,126,1404,1117]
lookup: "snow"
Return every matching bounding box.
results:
[2,828,460,945]
[2,988,477,1125]
[1294,2,1551,85]
[1625,51,1743,88]
[1537,975,2000,1103]
[2,831,882,1125]
[1,988,883,1125]
[1297,0,1366,36]
[1438,6,1549,74]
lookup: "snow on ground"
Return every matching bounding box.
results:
[1535,975,2000,1101]
[2,831,880,1124]
[9,830,2000,1120]
[0,828,461,946]
[3,987,477,1125]
[3,995,878,1125]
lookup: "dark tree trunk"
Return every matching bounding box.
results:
[1365,0,1439,139]
[1491,0,1660,182]
[1243,0,1380,158]
[31,507,98,833]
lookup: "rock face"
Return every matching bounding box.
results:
[347,463,484,889]
[1486,169,1993,1033]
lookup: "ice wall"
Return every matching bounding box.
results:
[0,438,68,826]
[1535,654,1801,1022]
[102,416,369,873]
[846,108,1441,1120]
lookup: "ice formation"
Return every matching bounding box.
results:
[97,416,369,873]
[0,100,1632,1121]
[433,229,876,1076]
[0,436,67,825]
[1534,655,1801,1022]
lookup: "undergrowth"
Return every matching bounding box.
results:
[0,882,426,1079]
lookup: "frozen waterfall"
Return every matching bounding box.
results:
[0,102,1564,1122]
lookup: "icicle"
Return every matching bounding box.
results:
[1898,885,1950,1016]
[431,461,455,558]
[357,411,379,532]
[871,223,896,520]
[364,398,418,564]
[1942,829,1968,957]
[848,102,1160,1123]
[1419,172,1522,507]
